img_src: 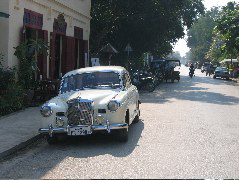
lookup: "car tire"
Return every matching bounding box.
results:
[46,135,58,145]
[213,75,216,79]
[133,102,140,123]
[116,129,128,142]
[133,114,140,123]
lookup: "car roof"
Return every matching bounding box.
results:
[63,66,126,77]
[216,66,227,68]
[216,67,227,70]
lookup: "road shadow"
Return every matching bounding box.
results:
[0,120,144,179]
[51,119,144,158]
[140,75,239,105]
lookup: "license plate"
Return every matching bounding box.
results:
[67,126,92,136]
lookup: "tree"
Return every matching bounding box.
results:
[205,30,225,62]
[216,2,239,61]
[90,0,205,65]
[187,7,220,63]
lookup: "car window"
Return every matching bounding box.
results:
[61,71,121,93]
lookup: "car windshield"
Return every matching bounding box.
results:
[60,71,121,93]
[221,67,227,71]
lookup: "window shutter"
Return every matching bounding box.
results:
[37,30,44,80]
[42,30,48,79]
[84,40,89,66]
[65,36,75,73]
[75,39,79,69]
[37,30,48,80]
[61,36,67,76]
[50,32,56,79]
[79,39,85,68]
[21,26,26,42]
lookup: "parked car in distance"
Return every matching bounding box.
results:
[39,66,140,144]
[213,67,230,80]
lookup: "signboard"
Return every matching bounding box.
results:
[91,58,100,66]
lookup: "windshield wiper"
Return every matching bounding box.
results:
[83,85,97,89]
[96,83,121,89]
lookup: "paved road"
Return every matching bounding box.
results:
[1,66,239,178]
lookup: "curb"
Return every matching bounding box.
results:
[0,134,44,162]
[232,79,238,83]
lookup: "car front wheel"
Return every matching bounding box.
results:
[116,128,128,142]
[46,135,58,145]
[133,102,140,123]
[133,113,140,123]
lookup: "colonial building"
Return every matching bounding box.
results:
[0,0,91,80]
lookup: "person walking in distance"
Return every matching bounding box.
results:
[206,62,212,76]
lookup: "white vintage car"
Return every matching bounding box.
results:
[39,66,140,144]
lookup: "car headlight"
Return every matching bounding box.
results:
[108,100,120,112]
[40,105,53,117]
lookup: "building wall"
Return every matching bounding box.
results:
[0,0,10,67]
[1,0,91,77]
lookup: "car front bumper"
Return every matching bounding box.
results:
[215,74,230,78]
[39,120,128,136]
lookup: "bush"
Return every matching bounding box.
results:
[0,68,15,93]
[0,83,25,116]
[0,54,25,117]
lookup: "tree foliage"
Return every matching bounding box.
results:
[187,7,219,63]
[90,0,205,64]
[216,2,239,58]
[206,30,225,62]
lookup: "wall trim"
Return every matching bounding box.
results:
[51,0,92,20]
[27,0,90,25]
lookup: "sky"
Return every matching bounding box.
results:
[173,0,239,57]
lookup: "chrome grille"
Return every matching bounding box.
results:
[67,98,93,125]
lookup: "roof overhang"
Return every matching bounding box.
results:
[0,12,10,18]
[220,59,238,63]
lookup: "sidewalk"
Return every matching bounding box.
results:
[0,107,42,161]
[232,78,238,83]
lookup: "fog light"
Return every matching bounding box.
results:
[95,114,105,124]
[56,118,65,127]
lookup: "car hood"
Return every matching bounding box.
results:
[51,89,121,108]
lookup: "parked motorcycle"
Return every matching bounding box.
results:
[132,70,156,92]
